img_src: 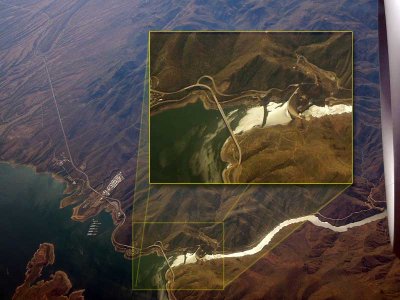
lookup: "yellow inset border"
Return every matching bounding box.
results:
[132,221,225,291]
[147,30,354,185]
[130,184,350,291]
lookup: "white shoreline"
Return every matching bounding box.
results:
[232,103,353,135]
[171,211,386,268]
[302,104,352,119]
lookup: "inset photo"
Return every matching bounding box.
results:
[149,31,353,184]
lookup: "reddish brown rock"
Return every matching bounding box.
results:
[13,243,84,300]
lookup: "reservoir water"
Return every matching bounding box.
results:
[150,101,244,183]
[0,162,132,299]
[150,100,353,184]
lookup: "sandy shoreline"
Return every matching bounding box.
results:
[220,103,353,183]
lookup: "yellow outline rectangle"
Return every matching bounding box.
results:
[148,30,354,185]
[132,221,225,291]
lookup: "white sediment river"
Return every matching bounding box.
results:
[233,102,353,134]
[233,101,292,134]
[177,101,364,268]
[221,102,353,177]
[302,104,352,119]
[171,211,386,268]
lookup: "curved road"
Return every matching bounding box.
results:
[17,2,134,251]
[152,82,243,166]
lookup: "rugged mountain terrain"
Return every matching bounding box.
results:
[174,218,400,300]
[0,0,391,299]
[150,31,352,94]
[150,31,353,183]
[222,114,352,183]
[0,0,144,232]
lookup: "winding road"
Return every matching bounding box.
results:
[151,82,243,166]
[11,2,135,251]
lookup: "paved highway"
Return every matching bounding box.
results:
[152,81,243,166]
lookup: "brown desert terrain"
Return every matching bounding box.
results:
[13,243,85,300]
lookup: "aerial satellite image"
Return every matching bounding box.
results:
[150,31,353,184]
[1,0,400,300]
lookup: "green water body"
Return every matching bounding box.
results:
[0,162,134,299]
[150,101,244,183]
[132,254,166,290]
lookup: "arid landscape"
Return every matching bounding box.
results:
[0,0,397,299]
[12,243,84,300]
[149,31,353,184]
